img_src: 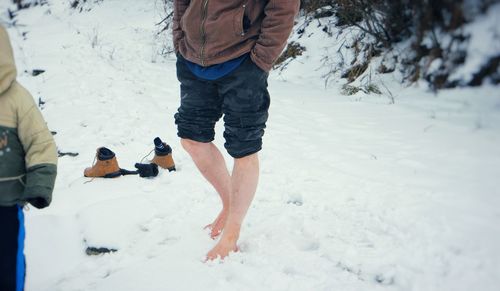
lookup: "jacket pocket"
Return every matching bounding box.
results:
[233,4,247,36]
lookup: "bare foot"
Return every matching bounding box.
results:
[204,209,228,239]
[205,225,241,261]
[205,237,239,261]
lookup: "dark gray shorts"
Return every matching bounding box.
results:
[174,55,270,158]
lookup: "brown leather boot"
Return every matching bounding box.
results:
[151,137,176,172]
[84,147,122,178]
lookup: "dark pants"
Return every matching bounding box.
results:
[0,205,25,291]
[175,55,271,158]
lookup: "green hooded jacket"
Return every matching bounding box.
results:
[0,25,57,208]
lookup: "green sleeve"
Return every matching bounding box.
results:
[23,163,57,208]
[16,83,58,209]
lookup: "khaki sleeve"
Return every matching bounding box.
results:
[0,25,17,94]
[16,83,57,208]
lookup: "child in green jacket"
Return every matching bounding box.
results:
[0,25,57,291]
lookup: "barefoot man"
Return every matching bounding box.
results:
[173,0,299,260]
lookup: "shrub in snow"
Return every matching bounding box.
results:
[290,0,500,90]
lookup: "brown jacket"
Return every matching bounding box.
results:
[173,0,300,72]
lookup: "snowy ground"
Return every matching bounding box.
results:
[1,1,500,291]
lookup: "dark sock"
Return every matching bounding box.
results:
[154,137,171,155]
[97,147,115,161]
[134,163,159,178]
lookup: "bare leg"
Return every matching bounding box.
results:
[181,139,231,238]
[206,153,259,260]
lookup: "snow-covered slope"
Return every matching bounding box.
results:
[1,1,499,291]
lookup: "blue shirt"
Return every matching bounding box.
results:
[183,54,249,81]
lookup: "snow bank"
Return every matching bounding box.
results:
[0,1,499,290]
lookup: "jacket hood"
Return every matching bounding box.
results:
[0,26,17,96]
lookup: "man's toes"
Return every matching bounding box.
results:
[210,228,222,239]
[205,250,220,261]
